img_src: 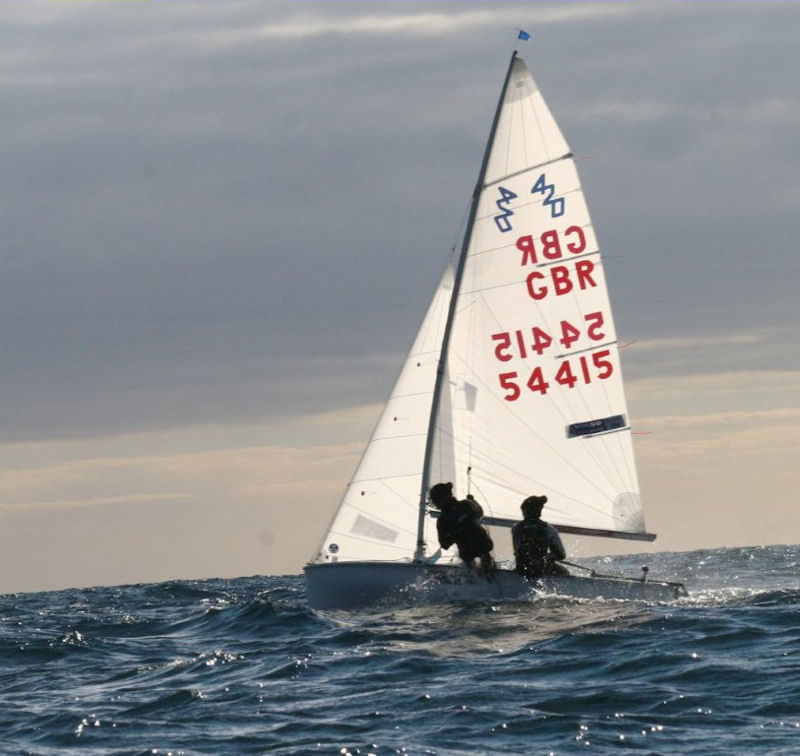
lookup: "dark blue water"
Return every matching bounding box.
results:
[2,545,799,754]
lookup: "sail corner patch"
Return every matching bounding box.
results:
[567,414,626,438]
[351,515,399,543]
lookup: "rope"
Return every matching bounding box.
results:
[562,559,649,582]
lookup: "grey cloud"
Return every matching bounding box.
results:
[1,2,797,442]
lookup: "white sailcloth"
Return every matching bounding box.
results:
[310,269,455,564]
[311,55,649,568]
[433,56,646,539]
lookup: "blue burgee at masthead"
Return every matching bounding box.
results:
[518,29,531,41]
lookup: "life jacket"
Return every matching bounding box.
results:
[514,519,550,577]
[437,499,493,558]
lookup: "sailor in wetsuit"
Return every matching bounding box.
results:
[512,495,569,579]
[429,482,495,577]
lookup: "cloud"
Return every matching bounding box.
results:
[3,3,797,445]
[0,441,362,509]
[632,407,800,553]
[622,329,799,381]
[627,369,800,421]
[0,2,797,592]
[0,437,364,592]
[0,492,193,516]
[250,4,633,41]
[568,389,800,559]
[0,364,796,592]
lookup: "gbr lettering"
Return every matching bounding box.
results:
[516,225,587,265]
[514,225,597,301]
[526,260,597,301]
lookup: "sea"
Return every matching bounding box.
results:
[2,545,799,755]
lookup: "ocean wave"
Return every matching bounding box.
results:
[2,545,800,754]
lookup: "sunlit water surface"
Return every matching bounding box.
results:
[1,545,799,754]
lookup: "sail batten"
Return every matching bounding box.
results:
[482,152,574,189]
[557,339,619,358]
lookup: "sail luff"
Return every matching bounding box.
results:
[414,51,521,561]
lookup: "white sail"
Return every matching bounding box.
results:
[429,56,648,540]
[303,53,684,610]
[310,54,650,575]
[310,268,457,564]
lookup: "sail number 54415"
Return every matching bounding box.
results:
[498,350,614,401]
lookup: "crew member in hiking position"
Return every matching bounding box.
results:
[429,482,495,577]
[512,495,569,579]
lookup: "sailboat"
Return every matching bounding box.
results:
[304,51,686,610]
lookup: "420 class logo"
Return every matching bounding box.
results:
[493,172,565,233]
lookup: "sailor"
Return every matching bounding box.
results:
[429,482,495,577]
[512,495,569,579]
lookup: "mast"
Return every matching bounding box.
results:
[414,51,519,561]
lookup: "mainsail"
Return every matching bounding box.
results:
[311,53,652,569]
[427,54,650,543]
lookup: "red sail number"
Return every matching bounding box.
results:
[491,312,606,362]
[498,349,614,401]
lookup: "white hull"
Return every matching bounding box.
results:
[304,561,686,610]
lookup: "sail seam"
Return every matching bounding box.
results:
[446,286,635,519]
[441,349,620,519]
[556,339,618,358]
[529,241,635,501]
[388,391,441,400]
[351,472,425,483]
[369,434,426,443]
[535,250,601,269]
[474,185,585,225]
[482,152,573,189]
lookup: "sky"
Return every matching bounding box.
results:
[1,1,798,595]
